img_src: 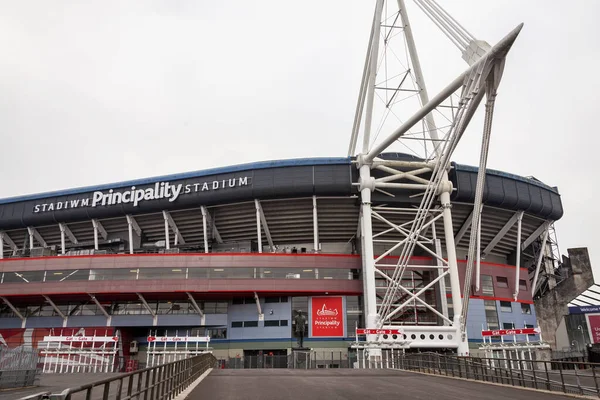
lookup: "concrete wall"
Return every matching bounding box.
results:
[535,248,594,349]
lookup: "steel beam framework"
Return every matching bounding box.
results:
[349,0,523,359]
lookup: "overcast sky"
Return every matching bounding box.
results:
[1,1,598,270]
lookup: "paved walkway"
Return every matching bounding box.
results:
[189,369,576,400]
[1,373,119,400]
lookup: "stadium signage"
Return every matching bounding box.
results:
[32,177,250,213]
[481,327,539,337]
[311,296,345,337]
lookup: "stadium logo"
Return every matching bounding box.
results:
[33,177,250,213]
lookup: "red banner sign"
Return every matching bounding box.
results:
[311,296,344,337]
[586,314,600,344]
[356,329,402,335]
[481,328,539,337]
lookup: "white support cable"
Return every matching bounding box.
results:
[411,0,467,50]
[461,78,501,330]
[416,0,473,46]
[423,0,476,41]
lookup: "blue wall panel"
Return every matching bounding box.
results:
[66,316,108,327]
[112,315,154,327]
[227,299,292,341]
[25,317,64,328]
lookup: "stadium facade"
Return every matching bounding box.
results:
[0,154,563,365]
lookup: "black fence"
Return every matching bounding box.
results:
[218,351,356,369]
[22,353,216,400]
[397,352,600,397]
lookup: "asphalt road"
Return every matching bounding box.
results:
[189,369,577,400]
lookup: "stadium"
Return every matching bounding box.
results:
[0,152,562,369]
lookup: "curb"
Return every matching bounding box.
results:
[174,368,213,400]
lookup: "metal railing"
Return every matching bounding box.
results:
[24,353,216,400]
[395,352,600,397]
[0,346,40,389]
[217,351,355,369]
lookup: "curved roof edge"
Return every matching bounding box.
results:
[0,157,351,205]
[453,163,560,194]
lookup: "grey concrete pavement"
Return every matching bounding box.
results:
[0,373,120,400]
[189,369,577,400]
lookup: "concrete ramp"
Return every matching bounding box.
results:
[189,369,574,400]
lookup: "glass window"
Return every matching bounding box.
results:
[503,322,515,329]
[521,303,532,315]
[231,321,243,328]
[280,320,288,327]
[45,269,90,282]
[3,271,45,283]
[481,275,494,296]
[264,320,279,327]
[244,321,258,328]
[519,280,528,290]
[525,323,536,336]
[187,268,209,279]
[484,300,499,330]
[500,301,512,312]
[496,276,509,288]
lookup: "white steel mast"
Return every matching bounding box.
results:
[350,0,522,361]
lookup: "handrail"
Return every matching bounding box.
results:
[56,353,215,400]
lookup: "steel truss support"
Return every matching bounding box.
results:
[253,292,264,319]
[91,219,107,251]
[43,295,67,327]
[481,211,521,258]
[27,227,47,249]
[255,200,273,252]
[88,293,111,326]
[522,221,550,251]
[352,0,522,358]
[58,223,77,255]
[531,225,550,297]
[0,231,18,259]
[201,206,223,245]
[186,292,205,318]
[136,293,157,326]
[163,210,185,249]
[126,215,141,255]
[1,296,25,328]
[313,196,320,252]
